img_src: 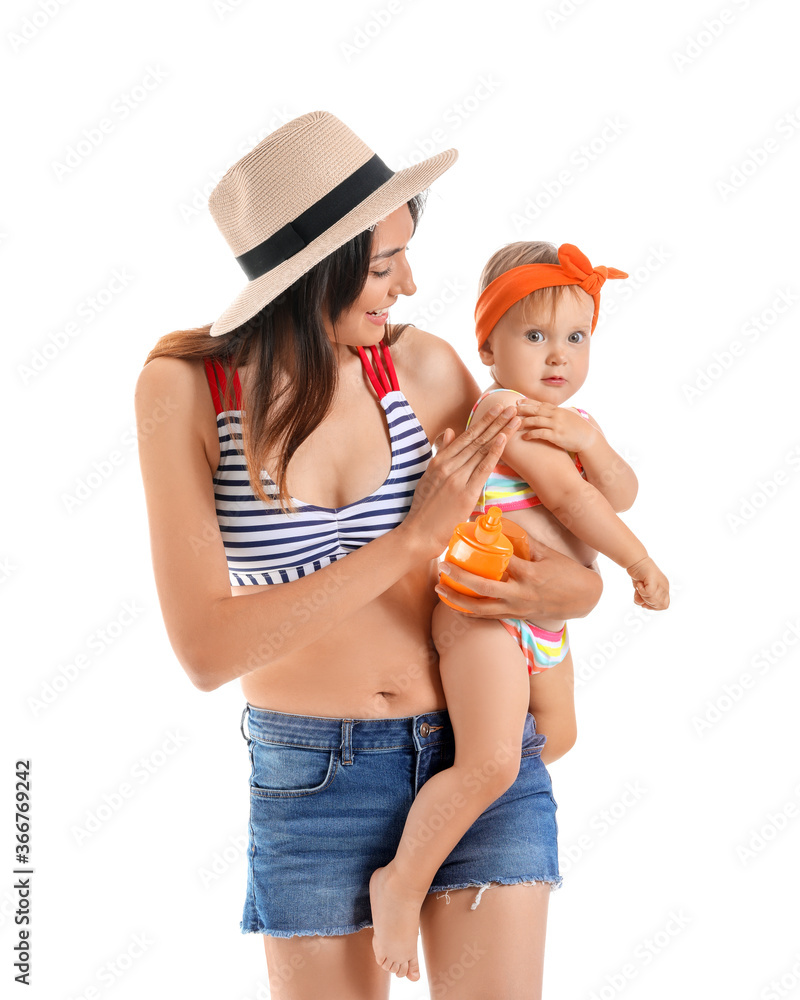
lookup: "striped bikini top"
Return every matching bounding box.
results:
[466,388,590,516]
[204,343,432,587]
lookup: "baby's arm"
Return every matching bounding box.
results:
[518,401,638,512]
[502,433,669,609]
[573,413,638,513]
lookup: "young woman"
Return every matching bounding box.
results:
[135,111,602,999]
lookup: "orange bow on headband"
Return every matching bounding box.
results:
[474,243,628,348]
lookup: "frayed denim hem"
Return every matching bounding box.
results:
[240,917,374,938]
[429,874,563,909]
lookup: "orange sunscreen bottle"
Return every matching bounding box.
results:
[498,515,530,561]
[438,506,513,612]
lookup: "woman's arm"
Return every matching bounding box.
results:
[134,356,519,692]
[434,538,603,621]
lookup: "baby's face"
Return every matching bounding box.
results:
[479,288,594,404]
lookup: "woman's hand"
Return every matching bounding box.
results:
[400,404,521,560]
[434,537,603,622]
[515,399,597,454]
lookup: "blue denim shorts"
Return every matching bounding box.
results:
[239,704,562,938]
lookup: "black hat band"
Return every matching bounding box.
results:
[235,154,394,281]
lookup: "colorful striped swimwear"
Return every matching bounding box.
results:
[204,342,432,587]
[499,619,570,675]
[466,388,590,517]
[466,387,590,674]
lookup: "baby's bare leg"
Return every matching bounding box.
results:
[369,602,530,981]
[527,615,566,632]
[528,649,577,765]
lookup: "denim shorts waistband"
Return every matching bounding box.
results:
[240,704,453,751]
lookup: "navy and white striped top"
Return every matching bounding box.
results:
[204,343,433,587]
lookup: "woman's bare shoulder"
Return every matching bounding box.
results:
[390,323,462,372]
[135,355,214,414]
[135,356,218,470]
[389,324,480,397]
[388,325,482,441]
[136,354,202,396]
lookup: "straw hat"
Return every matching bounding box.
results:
[208,111,458,336]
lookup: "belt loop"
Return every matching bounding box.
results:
[240,704,250,743]
[341,719,354,765]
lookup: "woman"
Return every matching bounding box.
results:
[135,111,601,999]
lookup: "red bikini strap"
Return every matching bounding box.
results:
[379,343,400,392]
[204,357,242,414]
[356,343,399,400]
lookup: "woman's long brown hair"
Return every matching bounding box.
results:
[143,193,426,512]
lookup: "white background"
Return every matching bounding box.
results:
[3,0,800,997]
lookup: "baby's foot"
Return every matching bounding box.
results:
[369,865,424,982]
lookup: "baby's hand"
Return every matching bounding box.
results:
[516,399,597,454]
[626,556,670,610]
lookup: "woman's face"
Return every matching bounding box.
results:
[322,203,417,347]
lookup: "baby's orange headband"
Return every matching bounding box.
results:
[474,243,628,348]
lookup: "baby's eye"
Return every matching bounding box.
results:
[568,331,586,343]
[525,330,543,343]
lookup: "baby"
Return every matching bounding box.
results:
[369,241,670,980]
